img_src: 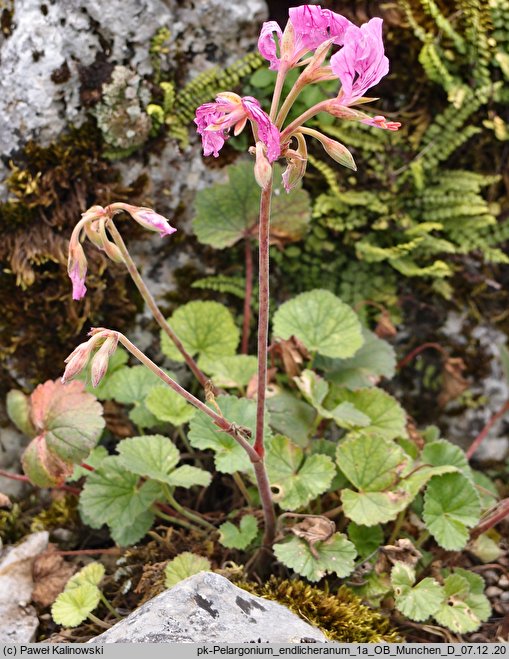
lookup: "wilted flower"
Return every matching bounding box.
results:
[194,92,280,162]
[62,329,118,386]
[330,18,389,105]
[67,239,88,301]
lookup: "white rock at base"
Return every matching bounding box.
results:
[0,531,49,643]
[90,572,327,644]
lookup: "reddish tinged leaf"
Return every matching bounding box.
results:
[30,380,105,463]
[22,435,75,487]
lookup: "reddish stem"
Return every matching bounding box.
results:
[80,463,95,472]
[56,548,122,556]
[397,342,448,370]
[470,498,509,539]
[0,469,80,495]
[466,399,509,460]
[241,239,253,354]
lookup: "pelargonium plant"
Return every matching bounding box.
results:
[62,4,400,552]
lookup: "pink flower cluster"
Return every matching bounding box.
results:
[194,5,399,164]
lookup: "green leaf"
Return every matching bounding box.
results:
[391,562,443,622]
[341,489,412,526]
[70,446,109,481]
[6,389,36,436]
[161,301,239,363]
[128,404,159,430]
[199,355,258,389]
[51,583,101,627]
[327,388,407,441]
[434,572,491,633]
[145,386,196,426]
[187,395,270,474]
[293,369,329,407]
[472,470,499,509]
[166,465,211,488]
[164,552,211,588]
[274,533,356,582]
[30,380,105,463]
[468,533,503,563]
[423,473,481,550]
[266,435,335,510]
[22,436,74,488]
[347,522,384,558]
[272,290,364,359]
[108,365,162,404]
[321,329,396,388]
[421,439,472,479]
[66,562,105,589]
[193,162,310,249]
[266,393,316,447]
[116,435,180,483]
[79,456,161,529]
[219,515,258,549]
[109,509,155,546]
[337,434,410,491]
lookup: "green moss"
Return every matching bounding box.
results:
[30,495,79,533]
[237,577,401,642]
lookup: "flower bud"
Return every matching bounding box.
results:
[67,240,88,301]
[361,115,401,131]
[309,130,357,170]
[112,204,177,238]
[253,141,273,190]
[90,334,119,387]
[62,333,104,384]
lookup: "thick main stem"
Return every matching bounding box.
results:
[106,220,215,394]
[241,239,253,354]
[253,177,277,551]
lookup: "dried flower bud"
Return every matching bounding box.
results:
[90,334,119,387]
[253,141,273,190]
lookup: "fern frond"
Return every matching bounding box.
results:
[420,0,466,53]
[307,154,342,196]
[192,275,246,299]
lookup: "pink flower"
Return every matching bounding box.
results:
[194,93,280,162]
[129,208,177,237]
[258,5,352,71]
[67,241,88,301]
[362,115,401,131]
[330,18,389,105]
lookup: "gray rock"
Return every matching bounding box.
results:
[0,531,49,642]
[90,572,327,644]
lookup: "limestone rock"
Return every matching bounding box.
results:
[0,531,49,642]
[90,572,327,643]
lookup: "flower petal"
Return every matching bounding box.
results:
[242,98,281,162]
[258,20,282,71]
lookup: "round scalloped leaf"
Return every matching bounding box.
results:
[347,522,384,559]
[193,162,310,249]
[391,563,443,622]
[273,533,356,582]
[341,489,412,526]
[423,472,481,550]
[51,582,101,627]
[166,465,211,488]
[145,386,196,426]
[29,380,105,464]
[266,435,335,510]
[116,435,180,483]
[323,328,396,388]
[434,573,491,633]
[219,515,258,549]
[108,365,163,405]
[79,455,161,529]
[161,301,239,363]
[421,439,472,479]
[109,509,155,546]
[199,355,258,389]
[22,435,75,487]
[327,387,407,441]
[66,562,105,590]
[187,395,270,474]
[266,393,316,446]
[272,290,363,359]
[164,552,211,588]
[70,446,109,482]
[336,434,410,491]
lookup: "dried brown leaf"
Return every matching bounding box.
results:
[438,356,468,408]
[32,547,75,607]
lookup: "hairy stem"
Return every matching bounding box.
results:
[270,62,290,121]
[470,498,509,539]
[106,219,215,394]
[466,400,509,460]
[241,239,254,354]
[279,100,330,143]
[117,334,258,461]
[0,469,80,495]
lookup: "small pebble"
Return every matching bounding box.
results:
[498,574,509,589]
[500,591,509,602]
[484,570,499,583]
[486,586,503,598]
